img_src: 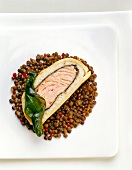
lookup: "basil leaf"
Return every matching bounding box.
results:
[25,72,38,91]
[24,72,46,137]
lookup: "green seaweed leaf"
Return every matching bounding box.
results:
[24,72,46,137]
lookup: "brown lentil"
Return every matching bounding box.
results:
[63,133,68,138]
[9,52,98,140]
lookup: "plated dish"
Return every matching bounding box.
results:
[0,16,118,158]
[9,52,98,140]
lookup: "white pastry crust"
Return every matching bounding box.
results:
[22,58,91,124]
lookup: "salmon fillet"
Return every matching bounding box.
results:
[22,58,91,125]
[36,66,76,109]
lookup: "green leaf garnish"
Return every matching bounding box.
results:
[24,72,46,137]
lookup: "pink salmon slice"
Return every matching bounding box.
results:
[36,66,76,109]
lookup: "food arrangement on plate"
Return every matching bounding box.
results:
[9,52,98,140]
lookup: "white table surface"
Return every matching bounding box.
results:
[0,11,132,170]
[0,0,132,12]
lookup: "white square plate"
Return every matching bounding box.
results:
[0,15,118,158]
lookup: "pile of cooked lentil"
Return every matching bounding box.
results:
[9,52,98,140]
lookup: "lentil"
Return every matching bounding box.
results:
[9,52,98,140]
